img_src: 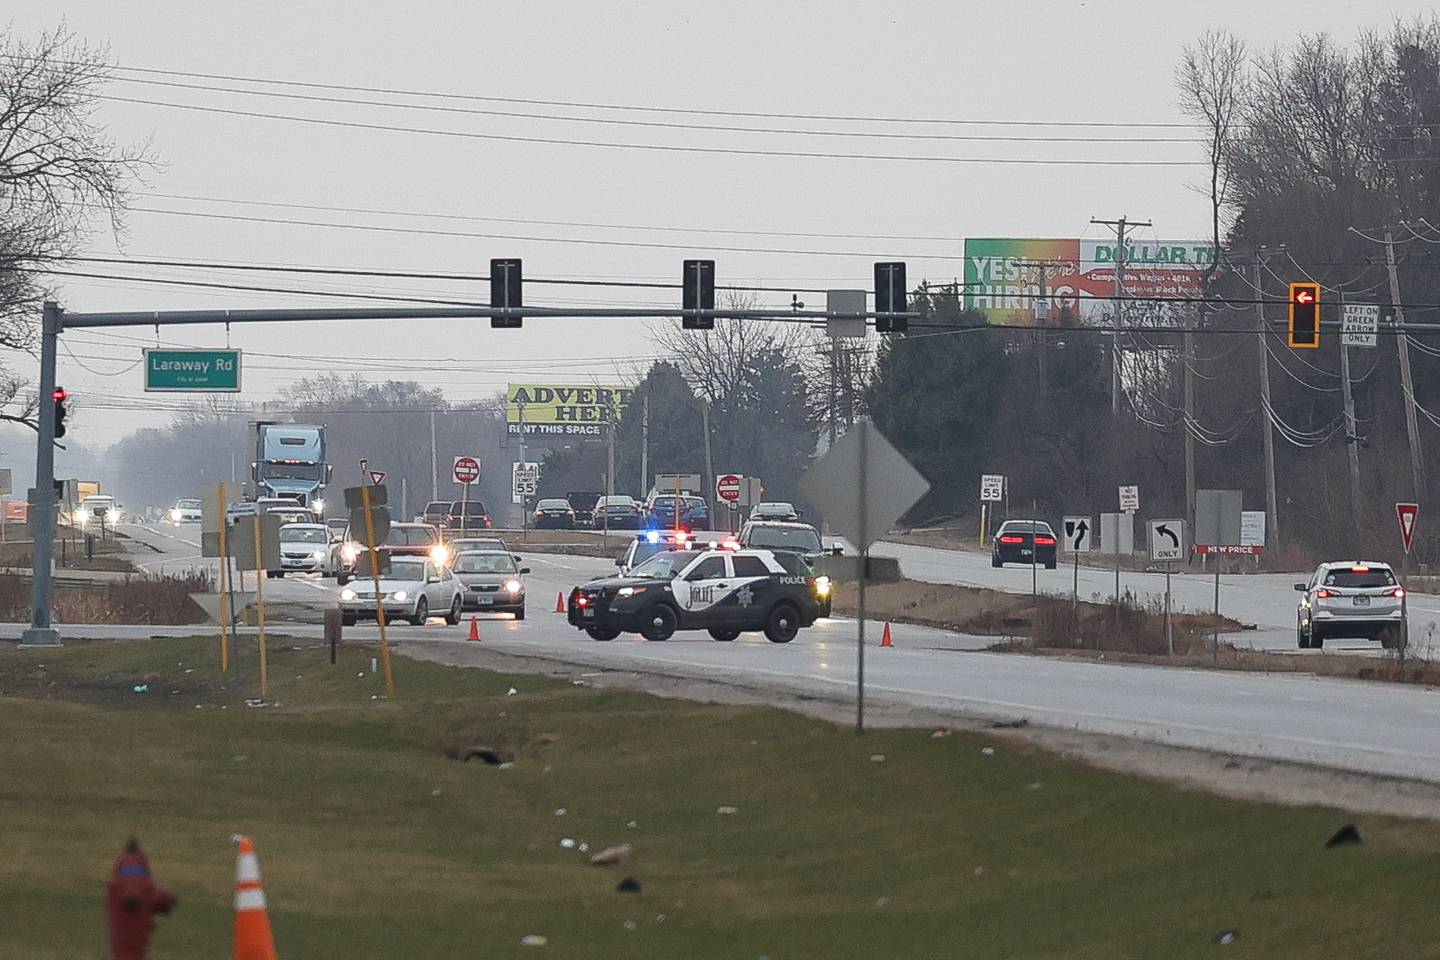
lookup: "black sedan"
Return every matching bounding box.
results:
[991,519,1058,569]
[532,498,575,529]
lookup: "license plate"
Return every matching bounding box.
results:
[477,597,493,605]
[1353,596,1370,607]
[1020,549,1032,556]
[582,608,595,619]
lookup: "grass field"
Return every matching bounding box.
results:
[3,637,1440,959]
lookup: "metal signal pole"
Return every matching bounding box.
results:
[1091,216,1152,414]
[1386,229,1426,501]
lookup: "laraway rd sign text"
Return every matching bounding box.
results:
[144,349,243,392]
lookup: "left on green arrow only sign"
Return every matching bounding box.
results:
[143,349,243,392]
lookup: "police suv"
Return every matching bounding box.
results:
[568,547,832,643]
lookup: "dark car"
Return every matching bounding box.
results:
[991,519,1058,569]
[444,499,492,533]
[337,521,445,584]
[594,495,644,530]
[533,498,575,529]
[737,520,832,564]
[566,491,603,528]
[418,500,450,526]
[647,494,711,531]
[567,548,829,643]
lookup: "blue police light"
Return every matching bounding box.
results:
[646,530,661,544]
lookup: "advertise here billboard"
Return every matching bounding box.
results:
[963,238,1218,326]
[506,384,635,437]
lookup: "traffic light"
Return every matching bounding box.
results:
[52,386,68,438]
[682,259,716,329]
[1288,282,1321,349]
[490,258,522,328]
[874,262,908,332]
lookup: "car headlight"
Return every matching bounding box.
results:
[74,509,89,524]
[310,550,327,560]
[617,586,647,597]
[340,588,357,601]
[505,579,522,593]
[392,590,409,602]
[311,498,325,514]
[429,544,450,564]
[341,543,359,562]
[815,576,832,597]
[168,509,181,521]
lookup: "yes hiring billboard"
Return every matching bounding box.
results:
[963,238,1218,326]
[506,384,635,437]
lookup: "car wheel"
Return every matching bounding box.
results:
[639,603,678,641]
[991,553,1002,568]
[514,606,526,621]
[444,594,462,626]
[1380,625,1401,649]
[337,572,351,586]
[1297,618,1310,649]
[585,626,620,642]
[1311,627,1324,649]
[1045,558,1057,570]
[708,627,741,642]
[410,596,429,627]
[764,603,801,644]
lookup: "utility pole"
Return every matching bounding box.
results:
[428,410,438,503]
[1253,258,1281,549]
[1091,216,1152,414]
[516,400,527,530]
[1386,229,1426,500]
[1338,293,1364,542]
[639,393,649,496]
[1183,326,1197,534]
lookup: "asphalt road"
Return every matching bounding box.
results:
[7,522,1436,784]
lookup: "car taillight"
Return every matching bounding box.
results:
[1388,587,1405,599]
[1034,536,1056,546]
[1315,588,1334,599]
[576,595,589,607]
[998,535,1024,544]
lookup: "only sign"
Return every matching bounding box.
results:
[453,455,481,485]
[716,474,742,503]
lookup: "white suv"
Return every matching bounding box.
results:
[1295,561,1405,649]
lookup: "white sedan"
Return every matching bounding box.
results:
[338,556,464,626]
[274,523,331,577]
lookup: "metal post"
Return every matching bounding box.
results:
[361,484,396,698]
[216,482,231,674]
[1112,219,1127,415]
[1165,563,1174,656]
[1338,320,1364,542]
[1386,230,1426,500]
[401,476,408,524]
[1212,559,1221,661]
[1072,550,1079,617]
[639,393,649,499]
[517,401,528,537]
[251,514,268,697]
[701,400,715,527]
[1254,261,1280,549]
[429,410,439,504]
[856,422,868,736]
[605,416,615,549]
[23,302,61,646]
[1183,328,1197,545]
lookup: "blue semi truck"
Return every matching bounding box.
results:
[252,421,331,515]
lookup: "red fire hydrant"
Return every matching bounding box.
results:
[107,838,177,960]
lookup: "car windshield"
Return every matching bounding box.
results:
[177,499,202,509]
[423,501,449,514]
[454,553,516,574]
[773,552,814,576]
[1322,568,1396,588]
[454,539,506,552]
[747,526,822,551]
[628,552,688,579]
[537,499,569,509]
[449,502,489,516]
[386,527,435,546]
[600,497,632,507]
[388,559,426,581]
[280,526,328,544]
[758,503,794,515]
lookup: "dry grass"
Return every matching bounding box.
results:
[0,572,210,624]
[0,524,135,572]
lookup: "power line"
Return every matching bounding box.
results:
[100,95,1206,167]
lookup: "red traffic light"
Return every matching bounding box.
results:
[1288,282,1321,349]
[52,387,67,402]
[1295,289,1314,305]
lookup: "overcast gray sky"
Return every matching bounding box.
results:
[10,0,1437,450]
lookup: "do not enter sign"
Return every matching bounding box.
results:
[716,474,742,503]
[453,456,481,485]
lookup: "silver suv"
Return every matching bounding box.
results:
[1295,561,1404,649]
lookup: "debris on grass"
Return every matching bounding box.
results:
[990,717,1029,729]
[559,837,576,849]
[870,754,886,763]
[1325,824,1363,848]
[716,805,738,815]
[520,933,548,947]
[1212,930,1240,945]
[981,747,996,756]
[590,843,632,866]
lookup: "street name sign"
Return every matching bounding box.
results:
[144,349,242,392]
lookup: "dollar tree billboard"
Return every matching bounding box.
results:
[963,238,1218,325]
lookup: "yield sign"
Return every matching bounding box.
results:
[1397,502,1420,553]
[369,470,387,487]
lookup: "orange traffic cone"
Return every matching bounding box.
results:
[231,834,277,960]
[880,622,893,647]
[467,615,480,642]
[554,591,566,613]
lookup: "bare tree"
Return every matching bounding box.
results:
[1176,30,1247,278]
[0,25,153,427]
